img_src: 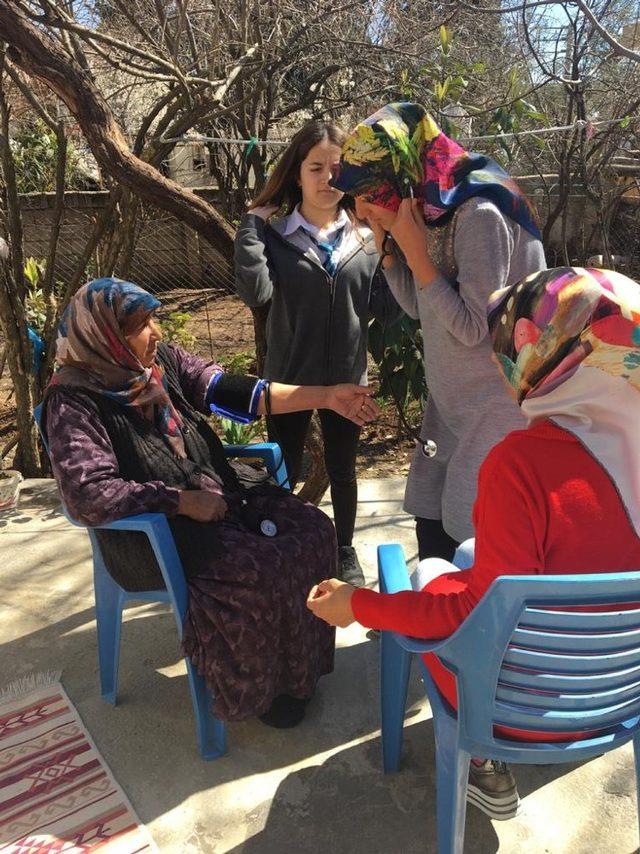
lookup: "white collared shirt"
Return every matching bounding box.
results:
[282,205,356,271]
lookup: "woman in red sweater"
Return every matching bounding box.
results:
[308,266,640,818]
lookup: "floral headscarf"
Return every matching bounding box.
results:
[488,266,640,534]
[50,278,186,459]
[332,102,541,239]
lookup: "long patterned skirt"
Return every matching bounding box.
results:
[181,489,337,721]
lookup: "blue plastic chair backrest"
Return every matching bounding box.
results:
[433,571,640,746]
[33,403,46,450]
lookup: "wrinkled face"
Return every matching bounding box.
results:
[298,140,344,211]
[125,314,163,368]
[354,195,398,231]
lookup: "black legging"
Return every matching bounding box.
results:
[415,517,459,562]
[267,409,360,547]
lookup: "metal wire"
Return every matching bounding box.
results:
[159,114,640,148]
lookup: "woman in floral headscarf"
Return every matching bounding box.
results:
[43,278,379,728]
[309,266,640,819]
[331,102,547,561]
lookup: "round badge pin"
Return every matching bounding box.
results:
[421,439,438,458]
[260,519,278,537]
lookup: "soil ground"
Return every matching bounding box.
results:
[0,287,416,479]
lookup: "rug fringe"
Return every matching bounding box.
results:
[0,670,63,704]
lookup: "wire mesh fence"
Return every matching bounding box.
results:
[18,124,640,311]
[20,190,237,297]
[13,189,257,368]
[13,129,640,366]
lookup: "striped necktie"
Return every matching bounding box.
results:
[303,225,346,277]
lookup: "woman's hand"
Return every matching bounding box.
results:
[368,219,397,271]
[390,197,428,255]
[368,216,387,255]
[177,490,228,522]
[307,578,356,627]
[262,382,380,423]
[390,198,437,287]
[248,204,278,220]
[326,384,381,426]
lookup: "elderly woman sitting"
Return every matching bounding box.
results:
[43,277,379,728]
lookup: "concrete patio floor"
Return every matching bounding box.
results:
[1,478,638,854]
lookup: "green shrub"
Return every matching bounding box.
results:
[159,311,196,350]
[368,314,427,408]
[219,350,256,374]
[219,417,264,445]
[24,257,47,334]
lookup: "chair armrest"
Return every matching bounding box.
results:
[224,442,277,459]
[224,442,289,489]
[378,543,451,655]
[91,512,169,533]
[378,543,413,594]
[390,633,451,654]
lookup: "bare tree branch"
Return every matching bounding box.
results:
[0,0,235,252]
[572,0,640,63]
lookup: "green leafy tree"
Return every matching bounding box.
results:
[11,119,88,194]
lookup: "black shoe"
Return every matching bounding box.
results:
[259,695,309,729]
[467,759,520,820]
[338,546,365,587]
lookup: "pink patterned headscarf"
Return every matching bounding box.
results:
[332,102,540,238]
[488,266,640,534]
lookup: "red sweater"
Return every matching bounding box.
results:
[352,421,640,729]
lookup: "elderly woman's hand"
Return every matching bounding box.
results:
[307,578,356,627]
[326,384,381,426]
[178,490,228,522]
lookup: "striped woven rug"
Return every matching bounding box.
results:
[0,678,156,852]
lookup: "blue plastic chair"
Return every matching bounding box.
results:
[378,541,640,853]
[33,403,288,760]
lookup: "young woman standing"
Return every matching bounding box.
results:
[330,102,546,562]
[235,121,392,586]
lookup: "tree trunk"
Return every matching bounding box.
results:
[7,350,40,475]
[0,75,41,475]
[0,266,41,475]
[297,414,329,505]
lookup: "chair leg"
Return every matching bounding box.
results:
[380,632,412,773]
[433,713,470,854]
[633,732,640,847]
[92,549,124,705]
[186,660,227,761]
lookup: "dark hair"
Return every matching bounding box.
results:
[251,120,354,217]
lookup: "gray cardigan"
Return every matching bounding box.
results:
[234,213,392,386]
[385,197,547,542]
